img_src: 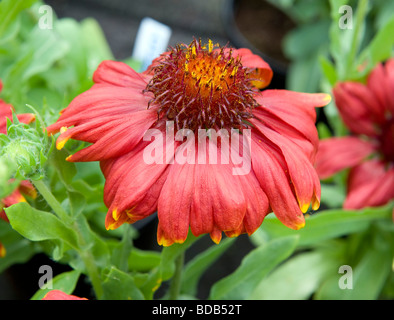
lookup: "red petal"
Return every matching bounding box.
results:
[345,160,394,209]
[47,85,152,134]
[254,90,330,154]
[251,134,305,230]
[252,106,316,161]
[157,145,195,245]
[0,101,14,134]
[367,62,392,117]
[384,58,394,114]
[42,290,87,300]
[232,48,273,89]
[66,109,157,161]
[251,123,320,213]
[333,83,379,136]
[16,113,36,125]
[103,141,170,218]
[93,60,148,88]
[315,137,375,179]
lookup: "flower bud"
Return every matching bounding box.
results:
[0,117,52,180]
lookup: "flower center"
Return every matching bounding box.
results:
[145,39,258,131]
[379,117,394,163]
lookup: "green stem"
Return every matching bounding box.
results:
[78,245,104,299]
[345,0,368,77]
[32,179,103,299]
[32,179,71,223]
[168,252,185,300]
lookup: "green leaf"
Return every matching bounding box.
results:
[320,183,346,207]
[0,220,39,273]
[249,249,339,300]
[80,18,114,72]
[319,55,338,86]
[0,0,38,38]
[315,223,393,300]
[49,149,77,187]
[283,20,330,60]
[253,204,393,248]
[208,236,298,300]
[286,56,322,93]
[30,269,81,300]
[181,237,235,296]
[137,234,199,299]
[5,202,79,251]
[22,27,69,81]
[355,15,394,78]
[128,248,161,272]
[101,266,145,300]
[159,234,199,281]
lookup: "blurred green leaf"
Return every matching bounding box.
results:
[181,237,235,296]
[252,204,393,248]
[0,0,38,39]
[208,236,298,300]
[249,248,340,300]
[159,234,199,281]
[319,55,338,87]
[354,15,394,78]
[0,220,39,273]
[80,18,114,72]
[320,183,346,207]
[286,55,322,92]
[137,235,199,300]
[284,20,330,60]
[101,266,145,300]
[30,269,81,300]
[315,222,394,299]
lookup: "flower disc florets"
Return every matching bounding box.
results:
[145,39,259,131]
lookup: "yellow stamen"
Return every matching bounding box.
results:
[208,39,213,53]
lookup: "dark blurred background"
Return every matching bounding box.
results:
[44,0,291,86]
[1,0,296,300]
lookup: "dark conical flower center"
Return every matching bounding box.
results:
[145,39,258,131]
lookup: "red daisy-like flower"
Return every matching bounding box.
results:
[315,59,394,209]
[47,39,330,246]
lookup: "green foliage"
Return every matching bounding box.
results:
[0,0,392,302]
[209,236,298,300]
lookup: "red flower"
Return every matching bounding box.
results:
[0,180,37,223]
[315,59,394,209]
[47,39,330,246]
[0,80,37,224]
[0,80,35,134]
[42,290,87,300]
